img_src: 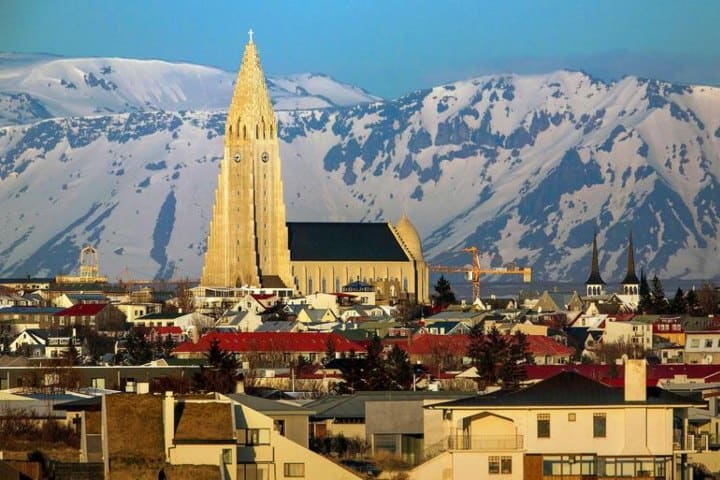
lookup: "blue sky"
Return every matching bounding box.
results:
[3,0,719,97]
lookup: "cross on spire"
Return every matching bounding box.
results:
[248,29,254,43]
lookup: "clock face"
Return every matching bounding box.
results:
[233,153,241,163]
[261,152,269,163]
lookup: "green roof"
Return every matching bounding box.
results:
[287,223,409,261]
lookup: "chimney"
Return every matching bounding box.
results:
[162,391,174,461]
[624,359,647,402]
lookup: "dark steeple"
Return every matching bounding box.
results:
[585,231,605,286]
[621,231,640,285]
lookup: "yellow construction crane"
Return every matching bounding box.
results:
[430,246,531,301]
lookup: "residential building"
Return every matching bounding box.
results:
[410,360,702,480]
[100,391,362,480]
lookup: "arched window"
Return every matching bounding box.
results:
[403,277,408,291]
[243,125,247,139]
[270,124,274,139]
[229,125,233,136]
[321,278,327,292]
[256,125,259,139]
[308,278,313,294]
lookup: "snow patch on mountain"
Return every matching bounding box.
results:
[0,56,719,284]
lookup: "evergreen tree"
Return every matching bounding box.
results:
[363,335,387,390]
[323,336,337,365]
[637,270,653,314]
[195,338,239,393]
[432,275,457,307]
[686,288,700,315]
[385,344,413,391]
[333,351,364,394]
[467,326,507,391]
[669,288,687,315]
[62,340,81,366]
[651,275,667,314]
[501,332,533,391]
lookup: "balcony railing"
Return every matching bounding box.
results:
[447,434,524,451]
[673,432,710,452]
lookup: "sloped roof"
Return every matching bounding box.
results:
[305,391,475,420]
[0,306,63,315]
[174,401,234,441]
[287,222,409,261]
[433,371,703,408]
[174,332,365,355]
[526,335,575,356]
[225,393,314,418]
[526,364,720,386]
[55,303,108,316]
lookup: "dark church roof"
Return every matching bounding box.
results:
[287,222,409,262]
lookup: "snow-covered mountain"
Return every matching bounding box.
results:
[0,55,719,284]
[0,54,380,125]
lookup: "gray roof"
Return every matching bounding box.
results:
[226,393,314,420]
[430,371,704,409]
[305,391,475,420]
[255,321,299,332]
[287,222,409,261]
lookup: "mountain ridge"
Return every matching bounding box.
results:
[0,55,718,284]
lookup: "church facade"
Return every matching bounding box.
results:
[199,35,429,305]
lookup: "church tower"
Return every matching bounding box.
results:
[585,231,605,297]
[200,32,292,289]
[621,231,640,302]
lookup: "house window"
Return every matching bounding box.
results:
[284,463,305,477]
[568,413,576,422]
[489,456,500,474]
[593,413,607,437]
[537,413,550,438]
[706,339,714,348]
[237,428,270,445]
[222,448,232,464]
[690,339,700,348]
[374,434,397,454]
[238,463,270,480]
[501,457,512,474]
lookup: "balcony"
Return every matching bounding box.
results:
[447,434,524,451]
[674,432,711,452]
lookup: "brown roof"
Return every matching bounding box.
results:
[174,401,234,442]
[106,394,164,462]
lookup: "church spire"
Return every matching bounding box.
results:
[201,34,292,289]
[585,231,605,296]
[622,231,640,285]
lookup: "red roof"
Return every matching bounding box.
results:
[400,334,469,355]
[394,334,573,357]
[55,303,108,316]
[525,335,575,357]
[173,332,366,355]
[153,326,183,335]
[527,364,720,387]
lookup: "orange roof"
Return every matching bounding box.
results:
[173,332,365,354]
